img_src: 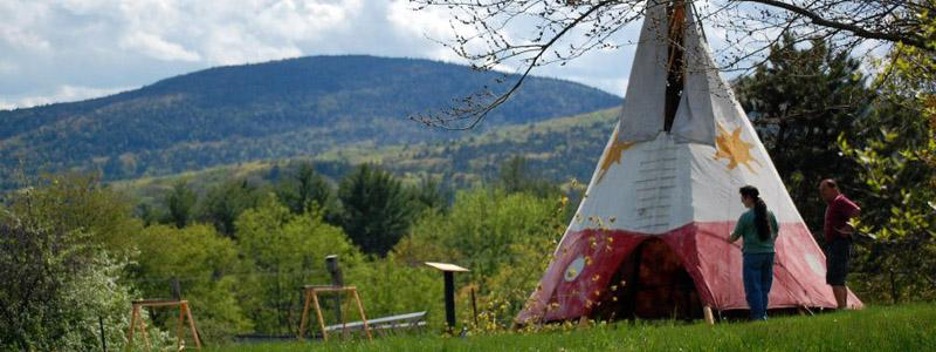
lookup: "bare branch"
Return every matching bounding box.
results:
[410,0,936,129]
[739,0,928,49]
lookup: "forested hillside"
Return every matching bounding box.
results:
[115,108,620,205]
[0,55,620,190]
[331,108,619,188]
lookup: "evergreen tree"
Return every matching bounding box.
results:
[337,164,415,256]
[274,161,335,217]
[733,34,871,233]
[410,175,452,215]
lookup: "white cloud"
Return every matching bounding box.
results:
[256,0,361,41]
[0,0,632,109]
[0,26,52,51]
[119,31,201,62]
[0,1,52,51]
[0,84,132,111]
[387,0,453,40]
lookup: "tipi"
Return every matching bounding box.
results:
[515,0,861,324]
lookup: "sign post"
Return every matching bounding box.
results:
[425,262,469,333]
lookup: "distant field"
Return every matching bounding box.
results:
[208,303,936,351]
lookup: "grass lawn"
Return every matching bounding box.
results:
[207,303,936,351]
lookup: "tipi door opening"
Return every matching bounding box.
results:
[592,238,702,321]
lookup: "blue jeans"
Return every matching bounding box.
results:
[743,252,775,320]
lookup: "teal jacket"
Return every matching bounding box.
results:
[729,209,779,254]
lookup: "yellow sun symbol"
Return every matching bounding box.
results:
[596,129,635,184]
[714,124,760,173]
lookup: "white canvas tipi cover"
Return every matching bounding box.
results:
[516,0,861,323]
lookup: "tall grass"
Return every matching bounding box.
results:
[209,303,936,351]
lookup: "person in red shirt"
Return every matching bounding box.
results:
[818,179,861,309]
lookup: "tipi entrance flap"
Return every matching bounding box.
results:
[592,237,702,320]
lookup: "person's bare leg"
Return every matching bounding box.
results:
[833,285,848,309]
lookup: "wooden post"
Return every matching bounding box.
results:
[311,288,328,341]
[471,288,478,326]
[298,287,314,340]
[176,303,186,351]
[703,305,715,325]
[351,288,372,340]
[182,302,202,349]
[126,305,139,349]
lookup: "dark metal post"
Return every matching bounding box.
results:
[99,316,107,352]
[444,271,456,332]
[171,277,182,300]
[425,262,469,334]
[326,255,344,323]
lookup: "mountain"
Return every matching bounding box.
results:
[0,55,620,190]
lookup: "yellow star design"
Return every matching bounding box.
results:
[596,129,635,184]
[714,124,760,173]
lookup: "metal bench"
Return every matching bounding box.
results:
[325,311,427,335]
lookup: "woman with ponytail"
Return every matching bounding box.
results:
[729,185,779,321]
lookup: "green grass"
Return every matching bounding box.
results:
[206,303,936,351]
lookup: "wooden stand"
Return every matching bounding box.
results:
[126,299,201,351]
[297,285,372,341]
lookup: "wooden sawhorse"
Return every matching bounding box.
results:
[126,299,201,351]
[297,285,372,341]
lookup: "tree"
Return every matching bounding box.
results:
[274,161,337,218]
[5,172,142,255]
[733,34,871,233]
[495,155,560,198]
[394,187,567,327]
[837,22,936,303]
[234,195,362,334]
[198,179,259,238]
[164,180,197,228]
[130,224,251,342]
[410,175,453,215]
[344,259,443,328]
[398,188,560,283]
[411,0,935,128]
[337,164,416,256]
[0,175,137,351]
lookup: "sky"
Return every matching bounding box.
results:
[0,0,644,111]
